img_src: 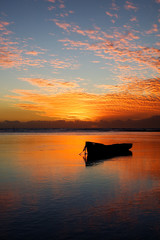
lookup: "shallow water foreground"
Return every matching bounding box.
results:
[0,132,160,240]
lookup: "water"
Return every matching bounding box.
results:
[0,131,160,240]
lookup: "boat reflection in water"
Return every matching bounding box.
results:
[82,141,133,166]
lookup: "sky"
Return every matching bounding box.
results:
[0,0,160,123]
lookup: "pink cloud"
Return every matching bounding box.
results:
[20,78,55,87]
[124,1,138,11]
[54,20,113,40]
[58,33,159,73]
[59,4,65,8]
[48,0,56,3]
[60,13,69,17]
[53,19,71,31]
[110,1,119,11]
[20,77,79,89]
[106,12,118,18]
[0,21,13,35]
[145,24,158,34]
[0,44,47,69]
[156,0,160,3]
[130,17,137,22]
[91,60,100,63]
[50,58,79,70]
[25,50,44,56]
[53,19,159,73]
[48,6,55,11]
[106,11,113,17]
[0,47,23,68]
[0,21,10,29]
[123,32,139,40]
[0,21,49,69]
[59,39,89,49]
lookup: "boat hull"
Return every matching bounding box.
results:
[84,141,132,161]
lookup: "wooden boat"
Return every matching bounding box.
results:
[82,141,132,161]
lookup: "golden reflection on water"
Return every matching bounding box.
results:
[0,132,160,239]
[1,132,160,189]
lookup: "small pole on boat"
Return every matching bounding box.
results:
[79,143,87,156]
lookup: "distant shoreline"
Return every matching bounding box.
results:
[0,128,160,133]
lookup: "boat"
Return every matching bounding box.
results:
[81,141,132,162]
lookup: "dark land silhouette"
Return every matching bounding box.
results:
[0,115,160,131]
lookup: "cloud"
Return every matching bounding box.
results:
[0,21,13,35]
[95,84,118,92]
[145,24,158,34]
[53,19,113,40]
[58,39,89,50]
[20,78,55,87]
[47,0,73,17]
[113,77,160,97]
[53,19,72,31]
[25,50,44,56]
[106,11,118,23]
[130,17,137,22]
[106,12,118,18]
[6,77,160,121]
[0,21,10,29]
[50,58,79,70]
[48,6,55,11]
[58,31,160,73]
[0,47,23,68]
[59,4,65,9]
[20,77,80,92]
[91,60,100,63]
[124,1,138,11]
[110,1,119,11]
[156,0,160,3]
[0,19,80,71]
[0,21,48,69]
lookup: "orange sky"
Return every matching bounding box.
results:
[4,77,160,122]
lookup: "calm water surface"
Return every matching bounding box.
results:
[0,132,160,240]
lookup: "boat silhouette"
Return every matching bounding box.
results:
[81,141,133,166]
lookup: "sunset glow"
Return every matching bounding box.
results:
[0,0,160,124]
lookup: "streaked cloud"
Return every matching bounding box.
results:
[106,12,118,18]
[25,50,44,56]
[53,19,71,31]
[50,58,80,70]
[57,23,160,73]
[0,21,10,29]
[110,1,119,11]
[59,4,65,9]
[124,1,138,11]
[20,77,80,90]
[130,16,137,22]
[145,24,158,34]
[6,77,160,121]
[0,21,47,69]
[47,0,73,17]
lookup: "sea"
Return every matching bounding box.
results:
[0,130,160,240]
